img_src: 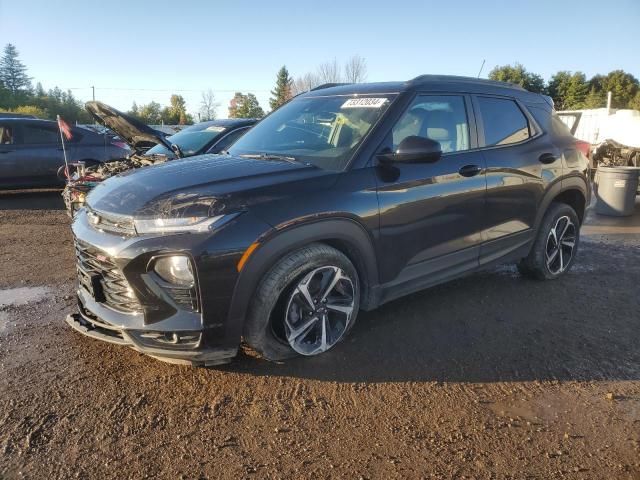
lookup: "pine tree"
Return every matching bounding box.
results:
[269,66,293,111]
[0,44,31,94]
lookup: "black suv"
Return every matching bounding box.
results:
[66,75,590,366]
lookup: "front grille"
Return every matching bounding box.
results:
[75,238,142,313]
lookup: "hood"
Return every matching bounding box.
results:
[85,101,174,154]
[86,154,328,218]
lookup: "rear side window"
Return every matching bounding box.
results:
[476,97,530,146]
[22,124,60,144]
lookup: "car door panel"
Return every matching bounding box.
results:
[473,95,562,264]
[374,94,487,289]
[376,152,487,287]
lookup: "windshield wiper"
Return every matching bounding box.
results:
[238,153,299,164]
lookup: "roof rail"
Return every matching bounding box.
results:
[310,82,352,91]
[407,74,526,91]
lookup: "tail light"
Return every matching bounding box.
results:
[575,139,591,159]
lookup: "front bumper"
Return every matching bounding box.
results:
[66,306,237,366]
[65,208,266,366]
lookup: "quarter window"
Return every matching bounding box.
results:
[392,95,470,153]
[476,97,530,146]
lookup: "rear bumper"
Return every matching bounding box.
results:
[65,308,237,366]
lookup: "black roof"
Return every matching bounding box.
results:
[304,75,548,104]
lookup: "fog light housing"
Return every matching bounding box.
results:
[153,256,194,286]
[133,330,202,350]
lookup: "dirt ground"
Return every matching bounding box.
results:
[1,189,639,480]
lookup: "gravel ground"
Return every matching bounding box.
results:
[1,190,639,479]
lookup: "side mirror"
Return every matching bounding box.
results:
[377,136,442,164]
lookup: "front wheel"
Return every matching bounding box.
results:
[243,243,360,361]
[518,202,580,280]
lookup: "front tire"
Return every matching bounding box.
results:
[243,243,360,361]
[518,202,580,280]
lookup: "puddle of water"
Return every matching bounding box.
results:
[0,286,51,307]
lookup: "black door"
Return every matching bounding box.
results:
[374,94,487,299]
[17,121,69,186]
[472,95,562,264]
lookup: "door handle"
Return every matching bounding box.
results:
[538,153,557,164]
[458,164,483,177]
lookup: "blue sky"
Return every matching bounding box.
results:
[1,0,638,118]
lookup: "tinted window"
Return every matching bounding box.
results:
[477,97,530,146]
[392,95,469,153]
[23,124,60,144]
[208,127,249,153]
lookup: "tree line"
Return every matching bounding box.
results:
[1,42,638,126]
[488,63,640,110]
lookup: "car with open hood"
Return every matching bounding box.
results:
[62,101,256,213]
[65,76,590,367]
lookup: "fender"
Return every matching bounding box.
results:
[224,217,380,344]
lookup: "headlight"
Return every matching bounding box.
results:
[153,256,194,285]
[134,215,225,234]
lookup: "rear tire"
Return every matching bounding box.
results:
[518,202,580,280]
[243,243,360,361]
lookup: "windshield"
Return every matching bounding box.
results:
[146,126,226,156]
[228,94,395,170]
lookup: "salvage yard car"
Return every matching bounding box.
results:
[0,116,129,189]
[66,75,590,366]
[62,101,256,213]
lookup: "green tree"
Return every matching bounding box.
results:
[138,101,163,124]
[229,92,264,118]
[629,91,640,111]
[600,70,639,108]
[161,94,192,124]
[128,101,140,118]
[547,71,589,109]
[488,63,545,93]
[0,44,31,95]
[269,66,293,111]
[582,87,606,109]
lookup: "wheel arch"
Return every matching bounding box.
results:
[226,217,379,341]
[535,179,588,229]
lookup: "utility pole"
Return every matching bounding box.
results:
[91,86,95,101]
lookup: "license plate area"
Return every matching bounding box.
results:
[78,267,106,303]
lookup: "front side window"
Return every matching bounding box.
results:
[22,124,60,144]
[228,94,396,170]
[476,97,530,146]
[392,95,470,153]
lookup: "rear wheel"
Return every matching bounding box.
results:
[518,203,580,280]
[243,243,360,361]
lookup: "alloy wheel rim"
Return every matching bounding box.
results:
[284,266,355,356]
[545,215,576,275]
